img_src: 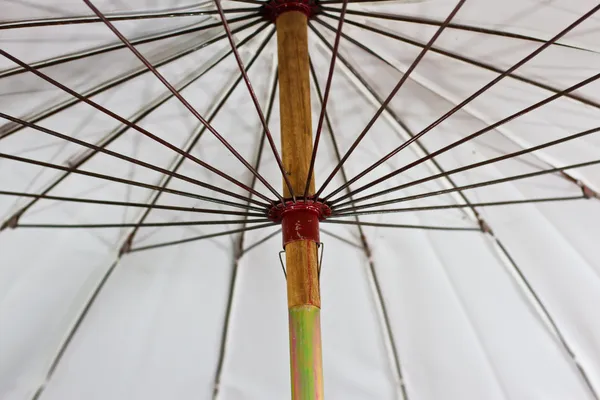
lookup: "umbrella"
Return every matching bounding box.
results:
[1,0,600,398]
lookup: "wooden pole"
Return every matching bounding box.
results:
[276,10,324,399]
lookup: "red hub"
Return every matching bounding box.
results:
[268,199,331,247]
[261,0,320,22]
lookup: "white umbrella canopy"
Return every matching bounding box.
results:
[1,0,600,399]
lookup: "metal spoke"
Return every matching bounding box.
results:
[129,222,276,252]
[322,7,597,53]
[303,0,348,199]
[333,159,600,214]
[321,14,600,112]
[240,229,280,255]
[0,14,260,79]
[322,4,600,202]
[0,32,265,228]
[326,121,599,209]
[121,31,277,253]
[331,70,600,205]
[332,195,587,217]
[16,219,270,229]
[85,0,284,203]
[313,0,466,199]
[0,152,267,213]
[0,5,258,29]
[308,57,409,399]
[0,190,265,230]
[324,219,479,232]
[215,0,294,203]
[0,17,264,140]
[212,62,280,400]
[0,112,269,211]
[319,228,363,249]
[0,44,272,204]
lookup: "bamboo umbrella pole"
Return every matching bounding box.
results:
[276,10,324,399]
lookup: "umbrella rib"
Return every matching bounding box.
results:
[312,17,489,223]
[324,14,600,112]
[322,7,598,53]
[0,5,257,29]
[120,28,277,252]
[0,112,268,211]
[303,0,349,199]
[0,14,261,79]
[308,57,410,399]
[331,82,600,208]
[212,64,280,399]
[84,0,284,203]
[240,229,280,255]
[313,0,466,199]
[323,219,479,231]
[0,190,264,221]
[332,159,600,214]
[0,152,263,214]
[129,222,276,252]
[491,240,600,400]
[0,17,264,141]
[310,20,600,209]
[215,0,295,203]
[331,195,589,217]
[320,3,600,202]
[0,45,272,204]
[319,228,363,249]
[0,34,267,229]
[309,26,600,394]
[15,219,271,229]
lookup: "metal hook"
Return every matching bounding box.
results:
[278,250,287,279]
[316,242,324,280]
[278,242,325,281]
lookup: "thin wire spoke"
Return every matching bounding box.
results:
[322,4,600,202]
[214,0,294,203]
[313,0,466,199]
[0,152,264,213]
[331,70,600,206]
[312,16,485,224]
[0,43,272,204]
[0,112,269,211]
[240,229,280,255]
[332,195,587,217]
[321,7,597,53]
[314,21,598,201]
[333,159,600,214]
[303,0,349,199]
[308,57,409,399]
[121,31,277,252]
[319,228,362,249]
[212,62,280,400]
[330,127,600,209]
[0,190,265,228]
[16,219,270,229]
[0,33,265,228]
[84,0,283,203]
[322,14,600,112]
[129,222,275,252]
[0,14,260,79]
[0,17,264,140]
[323,219,479,231]
[0,6,258,29]
[490,240,600,400]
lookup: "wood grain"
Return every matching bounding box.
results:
[277,11,321,309]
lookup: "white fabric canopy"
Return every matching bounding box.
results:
[1,0,600,399]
